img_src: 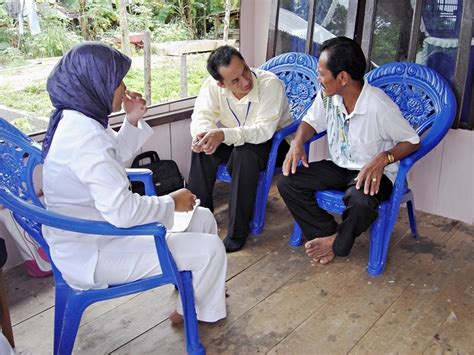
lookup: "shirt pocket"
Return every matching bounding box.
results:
[349,138,383,166]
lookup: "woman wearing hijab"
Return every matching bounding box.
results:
[42,42,226,323]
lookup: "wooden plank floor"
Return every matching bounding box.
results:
[6,182,474,354]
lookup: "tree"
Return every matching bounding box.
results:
[79,0,89,40]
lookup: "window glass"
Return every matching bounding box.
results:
[370,0,414,67]
[417,0,473,126]
[311,0,348,55]
[0,0,240,135]
[275,0,310,54]
[275,0,348,56]
[371,0,473,126]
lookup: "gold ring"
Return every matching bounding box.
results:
[372,177,377,182]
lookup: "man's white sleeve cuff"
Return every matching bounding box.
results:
[222,127,238,145]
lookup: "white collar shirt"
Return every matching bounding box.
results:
[190,68,294,146]
[302,80,420,183]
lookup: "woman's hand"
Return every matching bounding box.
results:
[123,90,147,126]
[169,188,197,212]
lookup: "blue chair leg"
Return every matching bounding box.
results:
[250,194,265,235]
[179,271,205,355]
[368,204,389,277]
[249,175,266,235]
[56,296,87,355]
[289,223,304,247]
[406,196,419,240]
[53,287,68,354]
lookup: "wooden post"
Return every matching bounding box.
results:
[180,54,188,98]
[79,0,89,40]
[0,270,14,348]
[223,0,231,42]
[119,0,131,56]
[143,31,152,105]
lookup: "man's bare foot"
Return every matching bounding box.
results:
[319,252,335,264]
[305,234,336,261]
[169,310,183,325]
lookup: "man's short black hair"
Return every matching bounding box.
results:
[320,37,366,83]
[207,45,244,81]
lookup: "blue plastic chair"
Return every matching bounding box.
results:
[0,118,205,354]
[216,52,320,235]
[289,62,457,276]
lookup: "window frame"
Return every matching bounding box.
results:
[267,0,474,130]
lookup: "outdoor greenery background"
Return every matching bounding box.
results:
[0,0,239,133]
[0,0,430,134]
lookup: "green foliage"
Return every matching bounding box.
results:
[0,82,51,118]
[325,5,347,37]
[0,46,26,67]
[20,17,81,58]
[154,0,239,39]
[84,1,119,39]
[372,21,400,66]
[11,117,34,133]
[123,54,208,104]
[0,54,208,120]
[126,0,156,32]
[152,21,191,42]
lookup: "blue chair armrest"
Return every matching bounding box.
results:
[273,120,300,141]
[304,131,327,156]
[400,133,438,169]
[307,130,327,145]
[126,168,156,196]
[0,189,166,237]
[264,120,304,177]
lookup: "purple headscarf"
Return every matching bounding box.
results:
[42,42,132,157]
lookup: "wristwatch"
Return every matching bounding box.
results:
[386,152,395,164]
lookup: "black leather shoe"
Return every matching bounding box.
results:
[223,237,246,253]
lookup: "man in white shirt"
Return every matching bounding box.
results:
[188,45,293,252]
[278,37,420,264]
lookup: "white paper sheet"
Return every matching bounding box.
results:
[168,199,200,233]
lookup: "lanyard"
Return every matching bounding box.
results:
[226,99,252,127]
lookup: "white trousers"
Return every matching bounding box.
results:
[94,207,227,322]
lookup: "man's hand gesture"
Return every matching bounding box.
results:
[192,129,224,155]
[282,140,309,176]
[354,153,388,195]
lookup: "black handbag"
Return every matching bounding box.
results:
[130,151,185,196]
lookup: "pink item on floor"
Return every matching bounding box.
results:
[25,259,52,277]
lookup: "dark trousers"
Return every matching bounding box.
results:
[188,140,289,241]
[278,160,393,257]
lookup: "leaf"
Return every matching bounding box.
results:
[157,4,175,23]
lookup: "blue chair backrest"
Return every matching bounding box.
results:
[0,119,47,249]
[365,62,456,158]
[260,52,320,120]
[0,117,169,272]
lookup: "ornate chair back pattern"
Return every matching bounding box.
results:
[0,117,205,355]
[289,62,456,276]
[366,62,455,139]
[0,120,45,248]
[260,52,319,121]
[216,52,319,235]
